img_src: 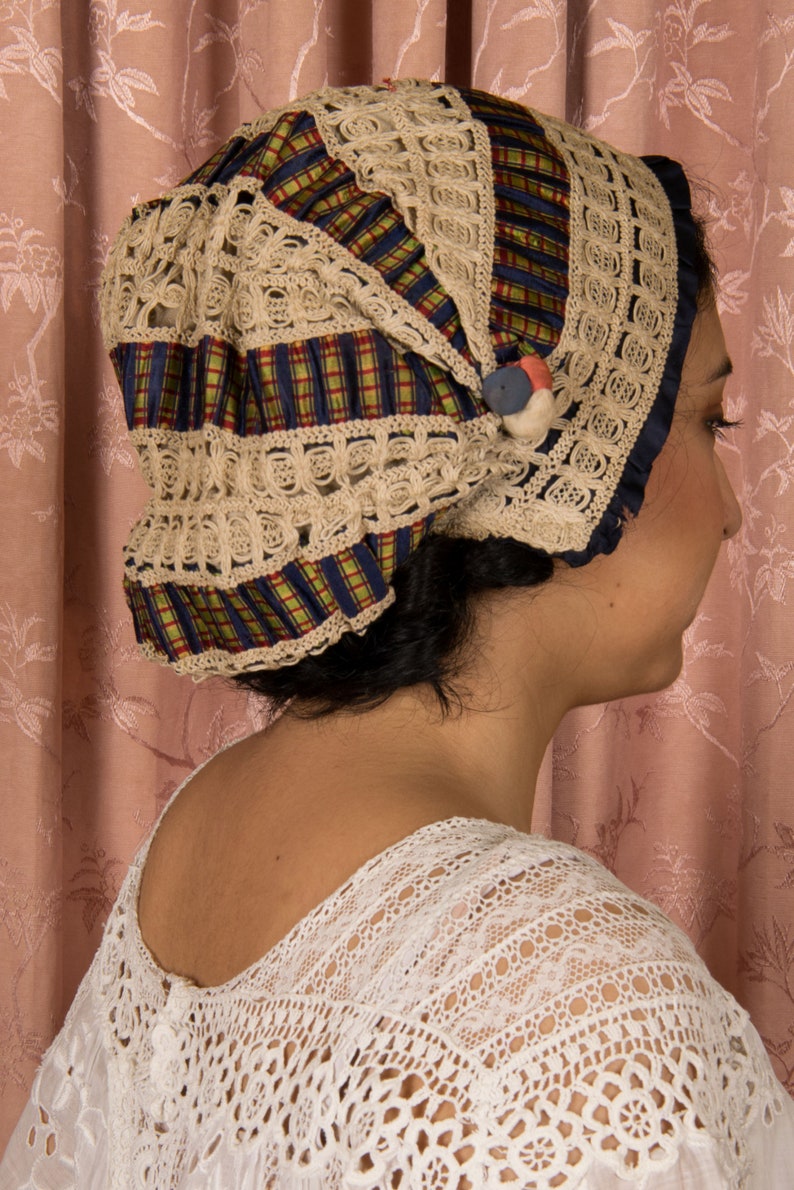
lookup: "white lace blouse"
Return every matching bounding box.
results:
[3,802,793,1188]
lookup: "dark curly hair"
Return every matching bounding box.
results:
[232,210,717,717]
[233,535,554,716]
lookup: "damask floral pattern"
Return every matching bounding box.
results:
[1,0,792,1151]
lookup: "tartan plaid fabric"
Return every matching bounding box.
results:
[459,89,570,359]
[114,328,481,433]
[125,526,427,665]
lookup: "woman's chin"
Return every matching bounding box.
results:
[635,643,685,698]
[597,643,686,704]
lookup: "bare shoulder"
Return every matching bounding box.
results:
[137,736,339,986]
[136,728,455,988]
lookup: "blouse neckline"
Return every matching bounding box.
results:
[128,812,513,997]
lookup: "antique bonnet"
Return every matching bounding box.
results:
[100,79,698,678]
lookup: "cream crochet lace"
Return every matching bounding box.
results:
[5,816,792,1188]
[99,81,680,679]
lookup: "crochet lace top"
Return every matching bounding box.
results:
[3,808,793,1188]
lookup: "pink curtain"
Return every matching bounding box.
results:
[2,0,793,1147]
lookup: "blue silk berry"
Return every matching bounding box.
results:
[481,366,532,416]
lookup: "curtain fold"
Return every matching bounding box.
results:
[2,0,792,1147]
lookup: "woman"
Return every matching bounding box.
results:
[3,79,793,1187]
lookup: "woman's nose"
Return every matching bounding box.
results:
[718,456,742,539]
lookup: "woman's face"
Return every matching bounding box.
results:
[553,299,742,703]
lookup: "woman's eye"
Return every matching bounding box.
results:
[706,416,743,441]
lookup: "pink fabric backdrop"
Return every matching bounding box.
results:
[2,0,793,1149]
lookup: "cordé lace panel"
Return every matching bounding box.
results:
[99,81,681,589]
[3,810,793,1188]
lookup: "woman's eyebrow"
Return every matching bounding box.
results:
[705,355,733,384]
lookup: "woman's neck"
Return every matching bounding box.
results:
[257,583,588,835]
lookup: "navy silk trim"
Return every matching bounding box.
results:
[561,155,700,566]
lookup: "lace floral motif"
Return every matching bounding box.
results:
[6,817,791,1187]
